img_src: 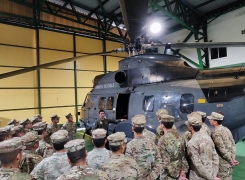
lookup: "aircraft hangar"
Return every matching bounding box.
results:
[0,0,245,179]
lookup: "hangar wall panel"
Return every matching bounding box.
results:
[76,36,102,53]
[106,40,128,58]
[76,54,103,71]
[78,88,92,105]
[160,6,245,68]
[106,56,122,71]
[77,71,102,87]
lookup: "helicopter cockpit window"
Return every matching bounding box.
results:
[180,94,194,113]
[106,97,114,110]
[98,97,106,110]
[143,95,155,112]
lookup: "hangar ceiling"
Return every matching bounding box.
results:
[1,0,245,42]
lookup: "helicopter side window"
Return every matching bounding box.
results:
[180,94,194,113]
[143,95,155,112]
[98,97,106,110]
[106,97,114,110]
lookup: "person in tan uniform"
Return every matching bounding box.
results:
[142,128,158,145]
[186,116,220,180]
[11,125,25,137]
[208,112,239,180]
[156,109,179,140]
[61,113,77,141]
[45,114,61,144]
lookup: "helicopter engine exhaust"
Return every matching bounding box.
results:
[115,71,127,84]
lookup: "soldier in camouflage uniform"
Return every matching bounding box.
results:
[57,139,109,180]
[142,128,158,145]
[87,128,111,169]
[45,114,61,144]
[125,114,163,180]
[31,130,71,180]
[0,137,35,179]
[33,122,53,158]
[20,118,33,133]
[34,114,43,122]
[156,109,179,141]
[208,112,239,180]
[186,116,220,180]
[30,116,41,126]
[61,113,77,141]
[11,125,25,137]
[20,131,43,173]
[7,119,19,126]
[99,132,140,179]
[158,115,188,180]
[197,111,211,136]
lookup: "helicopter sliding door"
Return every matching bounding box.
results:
[116,94,130,120]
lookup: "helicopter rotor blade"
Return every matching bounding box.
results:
[151,42,245,49]
[119,0,148,43]
[0,50,115,80]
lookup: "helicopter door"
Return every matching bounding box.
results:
[102,94,117,120]
[116,94,130,119]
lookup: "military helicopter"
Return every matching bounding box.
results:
[79,0,245,143]
[1,0,245,142]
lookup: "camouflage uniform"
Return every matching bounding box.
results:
[45,123,60,144]
[31,130,71,180]
[87,128,111,169]
[61,121,77,141]
[7,119,19,126]
[20,118,32,133]
[143,128,158,145]
[208,112,235,180]
[30,116,40,125]
[157,115,188,180]
[126,114,162,179]
[0,137,34,179]
[99,132,139,179]
[186,116,219,180]
[36,140,53,158]
[57,139,109,180]
[33,122,53,158]
[20,131,43,173]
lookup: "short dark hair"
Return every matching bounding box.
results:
[99,109,105,114]
[201,116,206,123]
[133,126,144,134]
[67,148,86,163]
[191,125,202,132]
[0,134,9,142]
[161,122,174,129]
[53,140,67,151]
[0,149,21,165]
[93,138,106,148]
[109,145,121,152]
[35,129,46,135]
[215,120,222,125]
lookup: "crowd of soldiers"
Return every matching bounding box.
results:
[0,108,239,180]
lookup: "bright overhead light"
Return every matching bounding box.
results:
[150,22,161,34]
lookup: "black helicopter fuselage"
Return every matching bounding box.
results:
[81,54,245,143]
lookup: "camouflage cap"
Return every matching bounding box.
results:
[156,109,168,117]
[30,116,39,123]
[159,115,175,122]
[107,132,127,146]
[50,114,60,120]
[196,111,207,117]
[0,126,14,135]
[7,119,19,125]
[92,128,107,139]
[132,114,146,127]
[20,118,31,125]
[0,137,25,153]
[11,125,24,133]
[50,130,68,144]
[34,114,42,119]
[32,122,47,131]
[65,113,72,118]
[21,131,41,146]
[185,116,202,126]
[64,139,85,153]
[207,112,224,121]
[187,112,202,121]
